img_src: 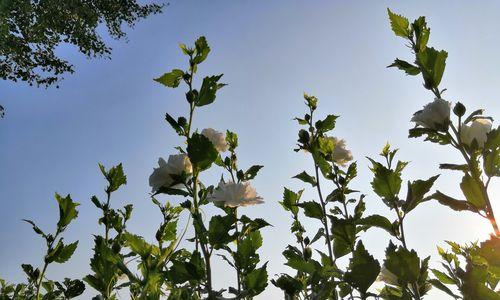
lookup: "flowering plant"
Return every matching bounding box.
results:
[0,7,498,300]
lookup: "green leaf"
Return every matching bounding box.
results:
[403,175,439,213]
[243,165,264,181]
[416,47,448,88]
[293,171,317,187]
[431,269,454,284]
[279,188,302,215]
[46,240,78,264]
[344,241,380,294]
[208,215,235,249]
[196,74,225,107]
[283,246,318,274]
[53,241,78,264]
[154,69,184,88]
[387,8,410,38]
[23,219,45,237]
[245,263,268,296]
[297,201,324,220]
[156,221,177,243]
[331,217,356,258]
[428,279,460,299]
[368,159,402,201]
[430,191,478,212]
[167,254,205,284]
[358,215,394,236]
[226,130,238,150]
[412,16,430,52]
[165,113,184,135]
[272,274,303,297]
[187,133,218,171]
[460,174,486,210]
[388,59,421,75]
[483,148,500,177]
[55,193,79,230]
[123,232,152,257]
[62,279,85,298]
[237,231,263,270]
[384,242,421,284]
[315,114,338,133]
[193,36,210,64]
[99,163,127,193]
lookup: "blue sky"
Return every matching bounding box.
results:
[1,1,499,299]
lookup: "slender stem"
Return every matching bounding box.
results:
[35,262,48,300]
[104,191,111,243]
[314,165,334,264]
[449,124,499,236]
[234,208,242,297]
[36,229,60,300]
[394,206,421,300]
[192,173,213,297]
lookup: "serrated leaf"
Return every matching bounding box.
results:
[272,274,303,297]
[431,269,454,284]
[315,114,338,133]
[243,165,263,181]
[154,69,184,88]
[196,74,224,107]
[428,279,460,299]
[460,174,486,210]
[23,219,45,237]
[245,263,268,296]
[387,8,410,38]
[99,163,127,193]
[384,242,421,284]
[293,171,317,187]
[297,201,324,220]
[55,193,79,230]
[208,214,235,249]
[187,133,218,171]
[358,215,394,236]
[344,241,380,294]
[193,36,210,64]
[416,47,448,88]
[54,241,78,264]
[280,188,302,215]
[403,175,439,213]
[388,59,421,75]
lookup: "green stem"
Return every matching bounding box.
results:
[36,229,61,300]
[394,206,421,300]
[449,124,499,236]
[314,165,334,264]
[104,191,111,244]
[35,262,48,300]
[192,173,213,297]
[235,208,242,297]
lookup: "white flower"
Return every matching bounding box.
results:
[209,181,264,207]
[460,119,492,148]
[149,154,192,192]
[201,128,228,152]
[325,136,353,166]
[411,98,451,131]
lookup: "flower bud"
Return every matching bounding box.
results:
[453,102,466,117]
[304,247,312,260]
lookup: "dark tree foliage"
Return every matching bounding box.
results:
[0,0,164,87]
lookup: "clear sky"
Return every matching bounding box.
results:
[1,1,499,299]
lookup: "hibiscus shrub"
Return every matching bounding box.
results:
[387,8,499,299]
[1,8,499,300]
